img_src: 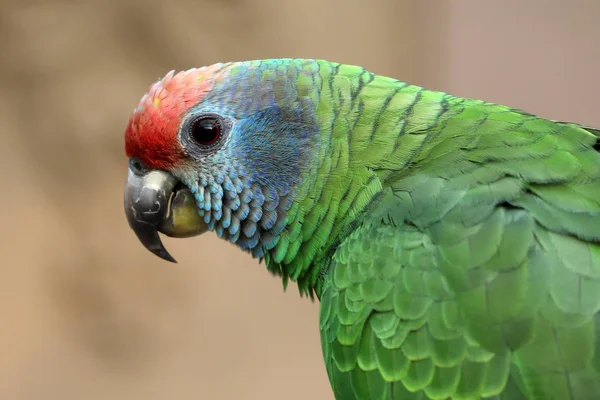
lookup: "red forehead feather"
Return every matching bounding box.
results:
[124,63,229,170]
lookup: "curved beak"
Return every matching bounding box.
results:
[124,163,208,263]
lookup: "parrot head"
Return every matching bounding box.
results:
[123,59,322,262]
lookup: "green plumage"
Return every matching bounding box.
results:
[272,61,600,399]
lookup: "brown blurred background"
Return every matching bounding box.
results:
[1,1,599,399]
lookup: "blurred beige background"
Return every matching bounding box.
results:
[1,1,599,399]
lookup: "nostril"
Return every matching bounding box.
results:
[129,158,146,175]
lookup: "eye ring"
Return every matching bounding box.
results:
[189,116,222,147]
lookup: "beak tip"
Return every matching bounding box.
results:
[148,243,178,263]
[160,252,178,264]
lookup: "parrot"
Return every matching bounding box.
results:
[123,58,600,399]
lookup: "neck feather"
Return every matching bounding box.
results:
[262,61,454,298]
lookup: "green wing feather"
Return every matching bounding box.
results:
[318,81,600,399]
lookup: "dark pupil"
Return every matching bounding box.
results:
[191,118,220,145]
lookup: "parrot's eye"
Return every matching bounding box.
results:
[190,116,222,146]
[180,113,229,156]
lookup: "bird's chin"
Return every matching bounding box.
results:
[124,166,207,263]
[158,185,208,239]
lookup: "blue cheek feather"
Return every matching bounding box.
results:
[177,60,320,257]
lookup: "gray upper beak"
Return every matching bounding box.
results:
[124,165,179,262]
[124,160,209,263]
